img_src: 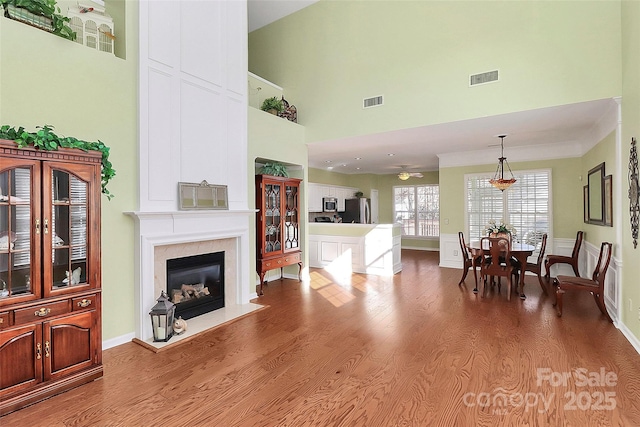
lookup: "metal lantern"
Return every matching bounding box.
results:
[149,291,175,342]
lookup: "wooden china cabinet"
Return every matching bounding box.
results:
[0,140,102,416]
[255,175,302,295]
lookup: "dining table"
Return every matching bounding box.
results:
[467,240,536,299]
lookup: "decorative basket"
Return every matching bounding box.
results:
[5,4,54,33]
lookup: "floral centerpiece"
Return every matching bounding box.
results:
[485,220,516,238]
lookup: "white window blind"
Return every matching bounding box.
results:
[466,169,551,248]
[394,184,439,237]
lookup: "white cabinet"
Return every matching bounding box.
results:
[308,223,402,275]
[335,187,356,211]
[308,183,323,212]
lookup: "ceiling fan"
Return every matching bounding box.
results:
[397,166,424,181]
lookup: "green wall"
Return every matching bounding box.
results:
[0,2,139,342]
[621,0,640,341]
[439,158,583,239]
[249,1,621,143]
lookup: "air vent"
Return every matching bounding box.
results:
[363,95,384,109]
[470,70,499,86]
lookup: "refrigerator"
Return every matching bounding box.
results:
[342,198,371,224]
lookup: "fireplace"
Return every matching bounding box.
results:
[166,252,225,319]
[126,209,262,344]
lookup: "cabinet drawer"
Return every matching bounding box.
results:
[72,294,97,312]
[261,253,301,271]
[14,300,69,325]
[0,312,8,329]
[261,259,278,270]
[283,253,301,264]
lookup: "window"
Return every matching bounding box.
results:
[466,169,551,246]
[394,185,439,237]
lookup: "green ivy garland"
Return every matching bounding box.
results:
[0,125,115,199]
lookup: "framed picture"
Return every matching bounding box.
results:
[178,181,228,210]
[604,175,613,226]
[583,185,589,223]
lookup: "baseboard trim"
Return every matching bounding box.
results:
[103,332,135,350]
[617,321,640,356]
[401,246,439,252]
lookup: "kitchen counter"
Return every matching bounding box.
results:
[309,223,402,276]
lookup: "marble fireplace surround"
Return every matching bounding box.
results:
[128,210,263,350]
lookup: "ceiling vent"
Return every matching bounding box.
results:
[363,95,384,109]
[470,70,499,86]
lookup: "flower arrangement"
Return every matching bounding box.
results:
[485,219,516,237]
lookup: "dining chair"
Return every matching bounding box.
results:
[544,230,583,281]
[458,232,481,287]
[524,233,548,295]
[552,241,613,322]
[479,236,516,300]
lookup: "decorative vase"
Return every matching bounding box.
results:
[490,232,510,239]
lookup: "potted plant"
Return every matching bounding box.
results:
[260,97,284,115]
[1,0,75,40]
[0,125,116,199]
[260,162,288,177]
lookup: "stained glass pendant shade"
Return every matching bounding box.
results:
[489,135,516,191]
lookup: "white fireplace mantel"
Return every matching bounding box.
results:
[125,209,257,342]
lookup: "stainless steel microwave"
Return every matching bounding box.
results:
[323,197,337,212]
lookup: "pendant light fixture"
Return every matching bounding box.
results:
[489,135,516,191]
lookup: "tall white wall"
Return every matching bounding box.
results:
[139,0,248,212]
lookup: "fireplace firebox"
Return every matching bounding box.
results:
[166,252,225,319]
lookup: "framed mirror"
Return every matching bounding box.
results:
[178,181,228,210]
[585,163,608,225]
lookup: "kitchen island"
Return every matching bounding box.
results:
[309,223,402,276]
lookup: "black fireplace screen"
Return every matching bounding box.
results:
[166,251,225,319]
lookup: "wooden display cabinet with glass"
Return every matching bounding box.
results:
[255,175,302,295]
[0,140,102,416]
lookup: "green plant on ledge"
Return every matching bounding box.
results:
[1,0,76,41]
[0,125,116,199]
[260,162,288,177]
[260,97,284,115]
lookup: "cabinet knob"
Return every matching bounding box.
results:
[35,307,51,317]
[77,299,92,308]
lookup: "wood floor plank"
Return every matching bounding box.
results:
[2,250,640,426]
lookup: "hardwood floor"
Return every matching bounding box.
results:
[3,250,640,426]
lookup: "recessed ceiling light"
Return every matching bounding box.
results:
[356,167,361,170]
[342,164,347,167]
[355,157,361,160]
[327,166,333,170]
[388,153,395,156]
[325,160,332,163]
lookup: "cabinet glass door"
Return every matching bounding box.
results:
[284,184,299,250]
[263,182,282,254]
[50,170,88,290]
[0,166,35,302]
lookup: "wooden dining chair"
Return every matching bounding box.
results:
[479,236,515,300]
[524,233,548,295]
[552,241,613,322]
[544,230,583,281]
[458,232,482,287]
